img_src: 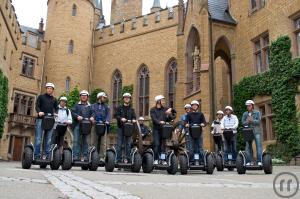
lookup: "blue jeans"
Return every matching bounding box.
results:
[153,128,166,160]
[190,134,204,161]
[245,133,263,163]
[116,128,132,161]
[223,134,237,161]
[34,119,53,158]
[72,124,89,159]
[185,128,192,155]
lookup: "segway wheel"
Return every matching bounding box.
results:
[236,154,246,174]
[40,163,47,169]
[89,151,100,171]
[81,165,89,170]
[263,154,272,174]
[22,147,33,169]
[131,152,142,173]
[179,155,188,175]
[61,149,72,170]
[105,151,115,172]
[142,152,154,173]
[50,148,61,170]
[215,154,224,171]
[167,154,178,175]
[206,154,215,174]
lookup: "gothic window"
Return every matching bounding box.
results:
[68,40,74,54]
[72,4,77,16]
[13,93,34,115]
[167,60,177,108]
[253,33,269,74]
[138,65,149,116]
[21,55,35,77]
[112,70,122,117]
[66,77,71,94]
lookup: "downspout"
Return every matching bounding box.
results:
[208,15,215,122]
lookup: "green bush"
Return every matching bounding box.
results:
[90,88,105,104]
[59,86,80,109]
[233,36,300,161]
[120,84,134,105]
[0,69,8,138]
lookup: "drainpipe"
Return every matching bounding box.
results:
[208,15,215,122]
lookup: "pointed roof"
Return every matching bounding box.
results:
[208,0,237,25]
[152,0,161,9]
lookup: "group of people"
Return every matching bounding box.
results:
[34,82,263,166]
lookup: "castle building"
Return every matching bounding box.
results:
[0,0,300,160]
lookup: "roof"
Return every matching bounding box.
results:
[20,25,44,39]
[208,0,237,25]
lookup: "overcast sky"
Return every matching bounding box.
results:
[12,0,184,29]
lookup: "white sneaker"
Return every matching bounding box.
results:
[257,162,262,166]
[154,160,158,165]
[162,161,168,166]
[246,162,251,166]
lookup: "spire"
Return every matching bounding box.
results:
[94,0,100,9]
[151,0,161,12]
[99,0,102,10]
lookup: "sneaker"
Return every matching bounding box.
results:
[246,162,251,166]
[257,162,262,166]
[154,160,159,165]
[162,161,168,166]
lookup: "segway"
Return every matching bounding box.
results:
[55,122,72,170]
[136,121,154,173]
[72,118,99,171]
[179,124,215,174]
[154,122,178,175]
[236,127,272,174]
[106,120,142,173]
[94,121,106,167]
[22,114,61,170]
[215,129,236,171]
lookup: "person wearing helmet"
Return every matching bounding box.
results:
[34,82,58,160]
[115,93,137,163]
[71,90,95,161]
[185,100,206,165]
[138,117,150,139]
[211,110,224,152]
[220,106,239,163]
[150,95,174,165]
[91,92,110,162]
[52,96,72,153]
[180,104,192,154]
[242,100,262,166]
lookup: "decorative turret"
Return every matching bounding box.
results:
[151,0,161,12]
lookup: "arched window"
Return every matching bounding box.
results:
[66,77,71,94]
[138,65,149,116]
[72,4,77,16]
[68,40,74,54]
[167,60,177,108]
[112,70,122,116]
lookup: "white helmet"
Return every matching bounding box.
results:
[80,90,89,96]
[245,100,255,106]
[191,100,199,106]
[59,96,68,101]
[155,95,165,102]
[138,117,145,121]
[123,93,131,98]
[97,92,107,99]
[45,82,55,89]
[216,110,224,115]
[184,104,191,109]
[225,106,233,111]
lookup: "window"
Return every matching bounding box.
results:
[138,65,149,116]
[258,102,275,141]
[13,93,34,115]
[295,17,300,56]
[72,4,77,16]
[68,40,74,54]
[3,38,8,59]
[27,33,38,48]
[253,34,269,74]
[167,60,177,108]
[21,55,35,77]
[66,77,71,94]
[250,0,264,11]
[112,70,122,117]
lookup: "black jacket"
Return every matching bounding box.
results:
[35,93,58,119]
[71,102,94,124]
[150,106,175,129]
[186,111,206,125]
[115,104,136,128]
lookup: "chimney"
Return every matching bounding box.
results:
[39,18,44,33]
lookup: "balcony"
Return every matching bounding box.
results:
[8,113,36,129]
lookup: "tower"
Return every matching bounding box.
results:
[110,0,142,24]
[43,0,100,95]
[151,0,161,12]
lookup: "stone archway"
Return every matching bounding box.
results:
[214,36,233,111]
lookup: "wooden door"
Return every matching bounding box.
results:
[13,137,23,161]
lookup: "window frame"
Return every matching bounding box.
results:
[21,54,36,78]
[68,40,74,54]
[112,70,122,117]
[253,33,270,74]
[72,4,77,16]
[13,92,35,116]
[257,101,275,141]
[166,60,177,108]
[137,65,150,117]
[294,17,300,56]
